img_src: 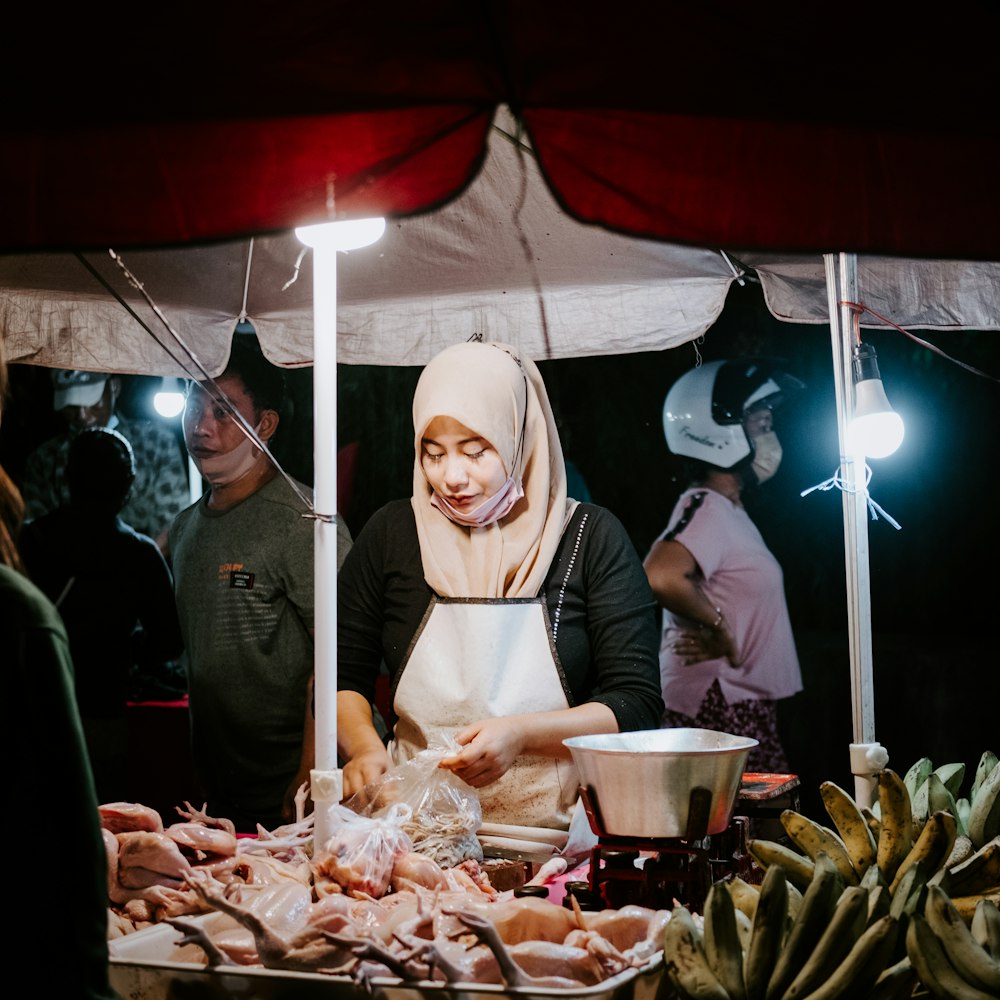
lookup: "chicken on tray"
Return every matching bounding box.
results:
[100,793,668,988]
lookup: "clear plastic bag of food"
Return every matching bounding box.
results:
[313,801,413,897]
[347,736,483,867]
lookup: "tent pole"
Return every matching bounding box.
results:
[308,242,342,850]
[823,252,885,808]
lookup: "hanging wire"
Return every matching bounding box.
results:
[101,248,317,515]
[841,298,999,382]
[237,237,254,325]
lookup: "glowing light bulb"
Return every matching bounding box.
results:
[154,377,185,418]
[295,217,386,251]
[847,344,904,459]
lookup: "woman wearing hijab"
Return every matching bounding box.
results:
[336,339,663,829]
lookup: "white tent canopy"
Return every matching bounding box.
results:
[3,111,997,379]
[2,107,997,826]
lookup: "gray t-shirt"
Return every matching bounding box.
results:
[169,474,351,827]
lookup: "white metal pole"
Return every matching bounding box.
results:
[309,241,341,850]
[823,252,885,808]
[298,216,384,851]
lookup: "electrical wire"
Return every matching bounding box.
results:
[841,298,999,383]
[91,248,316,514]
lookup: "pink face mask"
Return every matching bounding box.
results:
[430,475,525,527]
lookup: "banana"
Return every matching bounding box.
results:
[888,860,928,923]
[935,761,968,799]
[860,859,886,891]
[972,751,999,804]
[944,838,1000,897]
[662,904,731,1000]
[819,780,877,881]
[789,913,899,1000]
[967,760,1000,849]
[779,809,857,886]
[951,890,1000,925]
[970,897,1000,958]
[911,777,930,837]
[870,955,918,1000]
[734,906,754,952]
[867,883,892,925]
[905,911,996,1000]
[704,882,746,1000]
[904,756,933,801]
[933,834,976,880]
[784,881,803,930]
[958,795,973,836]
[924,883,1000,994]
[778,885,868,999]
[726,875,761,922]
[889,809,958,894]
[862,804,882,842]
[748,840,814,893]
[764,852,844,1000]
[876,768,914,886]
[926,771,963,831]
[744,863,788,1000]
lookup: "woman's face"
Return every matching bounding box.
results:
[743,402,774,440]
[420,415,508,510]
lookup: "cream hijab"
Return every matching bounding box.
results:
[411,340,577,598]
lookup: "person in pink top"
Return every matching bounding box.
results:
[643,359,805,772]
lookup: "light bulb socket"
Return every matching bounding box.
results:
[851,342,882,385]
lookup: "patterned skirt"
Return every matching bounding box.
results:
[662,679,790,773]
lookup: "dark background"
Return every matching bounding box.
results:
[2,277,996,819]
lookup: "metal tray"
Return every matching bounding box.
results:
[109,917,666,1000]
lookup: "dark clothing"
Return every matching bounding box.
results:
[662,679,789,773]
[21,509,183,717]
[20,508,183,802]
[2,564,117,1000]
[338,500,664,731]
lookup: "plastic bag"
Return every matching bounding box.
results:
[346,737,484,868]
[313,801,413,898]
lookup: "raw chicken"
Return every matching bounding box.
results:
[99,801,164,834]
[164,822,238,859]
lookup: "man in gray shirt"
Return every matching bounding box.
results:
[170,336,350,832]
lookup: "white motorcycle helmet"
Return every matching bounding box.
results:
[662,358,804,468]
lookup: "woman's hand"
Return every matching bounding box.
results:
[437,718,526,787]
[672,618,743,668]
[341,747,392,803]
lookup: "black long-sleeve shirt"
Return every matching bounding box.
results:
[337,500,664,731]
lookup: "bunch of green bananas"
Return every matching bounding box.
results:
[749,766,998,916]
[892,750,1000,851]
[660,759,999,998]
[905,887,1000,999]
[660,858,906,999]
[661,857,1000,998]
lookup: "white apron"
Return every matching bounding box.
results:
[389,597,580,829]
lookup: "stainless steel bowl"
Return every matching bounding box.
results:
[563,728,758,838]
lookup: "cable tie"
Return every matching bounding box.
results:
[800,462,901,530]
[302,511,337,524]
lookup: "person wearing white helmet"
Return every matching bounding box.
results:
[21,368,190,554]
[643,358,804,773]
